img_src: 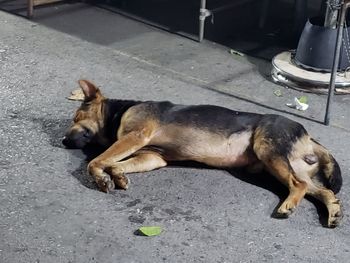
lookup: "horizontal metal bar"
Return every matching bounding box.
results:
[210,0,253,14]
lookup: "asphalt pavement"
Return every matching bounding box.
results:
[0,3,350,263]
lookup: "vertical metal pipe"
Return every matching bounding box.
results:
[324,1,347,125]
[293,0,307,34]
[28,0,34,18]
[325,0,342,28]
[259,0,270,29]
[199,0,206,42]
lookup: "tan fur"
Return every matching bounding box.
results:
[289,135,319,184]
[312,140,334,180]
[149,125,253,167]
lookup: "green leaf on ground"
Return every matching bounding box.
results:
[138,226,162,236]
[298,96,308,104]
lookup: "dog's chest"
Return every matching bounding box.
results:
[150,126,254,167]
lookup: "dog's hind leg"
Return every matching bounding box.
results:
[307,185,342,227]
[289,140,342,227]
[105,151,167,189]
[292,159,342,227]
[264,157,307,217]
[254,136,307,217]
[88,130,153,193]
[253,120,309,218]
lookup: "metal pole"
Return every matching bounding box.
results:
[259,0,270,28]
[324,1,348,125]
[199,0,207,42]
[28,0,34,18]
[325,0,342,28]
[293,0,307,34]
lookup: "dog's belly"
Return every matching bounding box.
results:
[150,126,254,168]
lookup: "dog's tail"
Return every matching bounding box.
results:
[311,139,342,193]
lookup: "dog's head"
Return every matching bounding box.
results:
[62,80,106,149]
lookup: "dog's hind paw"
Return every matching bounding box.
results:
[328,212,342,228]
[327,201,342,228]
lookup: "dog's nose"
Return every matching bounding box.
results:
[62,136,76,148]
[62,136,68,147]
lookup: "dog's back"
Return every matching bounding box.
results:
[119,102,263,167]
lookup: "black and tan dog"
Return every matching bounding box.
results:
[63,80,343,227]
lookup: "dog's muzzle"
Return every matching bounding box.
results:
[62,127,92,149]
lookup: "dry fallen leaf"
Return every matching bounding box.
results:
[229,49,244,57]
[273,89,283,97]
[67,89,85,101]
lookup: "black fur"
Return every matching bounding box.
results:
[257,114,307,157]
[311,138,342,194]
[155,102,263,136]
[103,99,141,143]
[328,157,342,194]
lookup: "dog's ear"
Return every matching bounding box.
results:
[78,79,102,101]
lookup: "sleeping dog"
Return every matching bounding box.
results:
[63,80,343,227]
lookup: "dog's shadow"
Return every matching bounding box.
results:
[35,117,329,227]
[30,116,104,190]
[155,160,329,227]
[71,144,108,190]
[228,168,328,226]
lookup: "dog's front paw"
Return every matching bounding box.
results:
[276,201,296,218]
[96,174,115,193]
[113,174,130,190]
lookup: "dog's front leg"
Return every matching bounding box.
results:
[88,130,151,192]
[106,151,167,189]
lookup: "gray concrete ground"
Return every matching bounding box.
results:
[1,3,350,263]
